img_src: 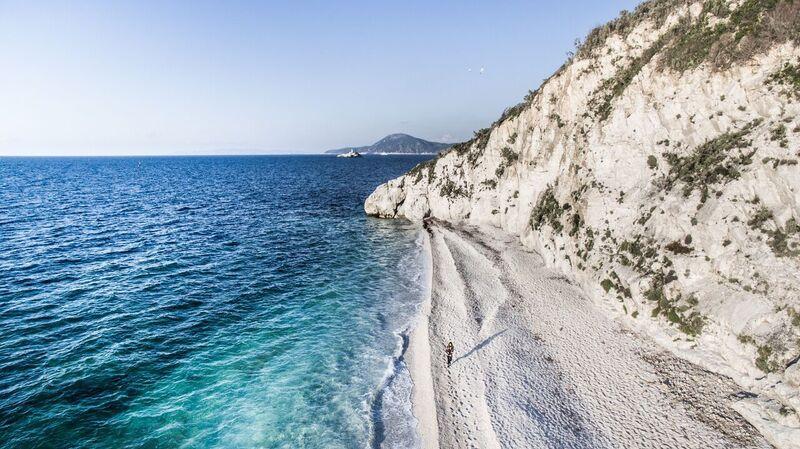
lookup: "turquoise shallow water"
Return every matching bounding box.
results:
[0,155,430,449]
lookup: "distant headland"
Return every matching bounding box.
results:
[325,133,451,155]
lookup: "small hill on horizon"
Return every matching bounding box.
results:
[325,133,451,155]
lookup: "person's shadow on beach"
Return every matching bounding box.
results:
[451,329,507,365]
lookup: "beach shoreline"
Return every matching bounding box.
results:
[404,225,439,449]
[405,220,771,448]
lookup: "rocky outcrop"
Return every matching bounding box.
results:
[366,0,800,446]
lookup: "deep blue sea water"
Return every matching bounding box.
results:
[0,155,431,449]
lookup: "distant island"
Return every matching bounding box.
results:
[325,133,451,155]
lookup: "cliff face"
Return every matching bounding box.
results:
[366,0,800,444]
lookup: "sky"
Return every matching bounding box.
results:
[0,0,641,156]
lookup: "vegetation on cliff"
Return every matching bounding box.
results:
[366,0,800,400]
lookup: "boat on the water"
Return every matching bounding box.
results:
[337,149,362,158]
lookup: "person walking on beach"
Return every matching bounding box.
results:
[445,341,454,367]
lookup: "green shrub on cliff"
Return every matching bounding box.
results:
[646,275,706,336]
[530,187,564,233]
[495,147,520,178]
[767,61,800,99]
[576,0,691,59]
[659,0,797,72]
[756,344,780,373]
[501,146,519,164]
[665,240,693,254]
[664,120,759,204]
[408,158,437,184]
[439,180,468,198]
[748,206,774,229]
[589,0,798,121]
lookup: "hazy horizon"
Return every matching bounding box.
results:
[0,0,640,156]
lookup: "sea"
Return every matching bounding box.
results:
[0,155,432,449]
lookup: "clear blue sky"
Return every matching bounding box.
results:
[0,0,640,155]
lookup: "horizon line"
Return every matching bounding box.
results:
[0,152,440,158]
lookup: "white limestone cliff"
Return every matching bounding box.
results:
[365,0,800,446]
